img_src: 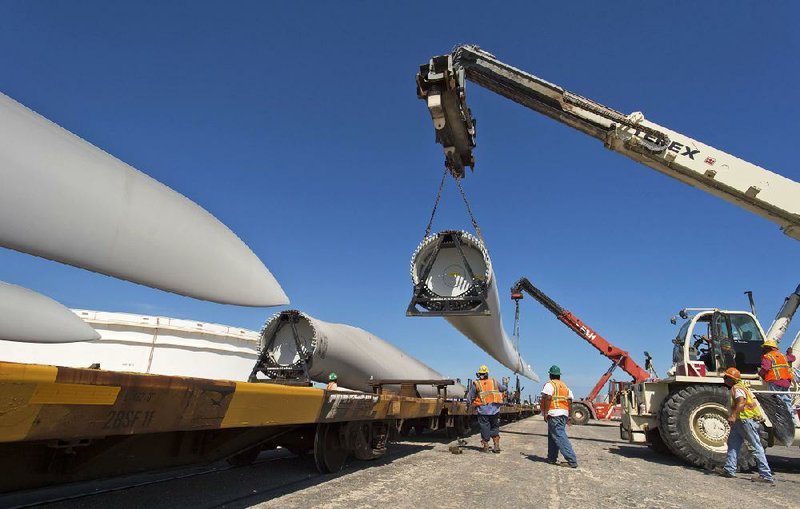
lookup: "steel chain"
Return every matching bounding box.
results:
[424,166,449,239]
[455,175,483,243]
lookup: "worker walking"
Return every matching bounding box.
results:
[759,340,796,420]
[719,367,774,484]
[326,372,338,391]
[467,365,506,453]
[540,365,578,468]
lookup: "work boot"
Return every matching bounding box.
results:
[714,467,736,478]
[751,476,776,486]
[480,440,490,452]
[492,436,501,453]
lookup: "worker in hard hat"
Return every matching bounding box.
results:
[466,364,506,453]
[326,372,338,391]
[540,365,577,468]
[758,340,796,421]
[718,367,774,484]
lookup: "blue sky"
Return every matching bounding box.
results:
[1,2,798,398]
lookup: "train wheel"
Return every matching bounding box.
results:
[313,423,347,473]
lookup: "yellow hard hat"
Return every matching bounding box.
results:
[762,339,778,349]
[478,365,489,374]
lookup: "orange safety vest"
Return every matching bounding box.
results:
[326,382,338,391]
[472,378,503,406]
[763,350,793,382]
[547,380,571,411]
[547,380,569,412]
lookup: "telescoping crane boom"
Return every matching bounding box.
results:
[416,45,800,241]
[511,277,651,424]
[511,278,651,383]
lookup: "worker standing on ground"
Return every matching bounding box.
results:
[719,367,774,484]
[759,340,796,419]
[326,373,338,391]
[466,365,506,453]
[540,365,578,468]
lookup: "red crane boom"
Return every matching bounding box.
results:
[511,277,650,406]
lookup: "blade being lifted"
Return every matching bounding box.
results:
[0,282,100,343]
[0,93,287,307]
[408,230,539,381]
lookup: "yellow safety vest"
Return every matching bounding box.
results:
[731,381,762,420]
[548,380,571,411]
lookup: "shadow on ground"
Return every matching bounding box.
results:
[608,443,800,477]
[502,429,621,446]
[607,444,687,467]
[210,441,434,509]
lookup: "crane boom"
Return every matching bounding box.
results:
[511,277,650,386]
[417,45,800,241]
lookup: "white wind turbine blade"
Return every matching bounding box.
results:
[257,310,467,397]
[0,92,288,307]
[409,230,539,381]
[0,281,100,343]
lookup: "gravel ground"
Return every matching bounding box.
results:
[24,418,800,509]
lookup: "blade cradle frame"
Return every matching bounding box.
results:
[250,311,314,383]
[406,231,490,317]
[408,230,539,381]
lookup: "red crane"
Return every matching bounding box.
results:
[511,277,653,425]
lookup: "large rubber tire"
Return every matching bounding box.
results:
[646,428,673,456]
[757,393,795,446]
[570,403,591,426]
[658,385,766,470]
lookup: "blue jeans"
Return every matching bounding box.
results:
[724,419,772,480]
[547,415,577,466]
[768,382,795,419]
[478,414,500,441]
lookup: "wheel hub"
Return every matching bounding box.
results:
[690,404,729,450]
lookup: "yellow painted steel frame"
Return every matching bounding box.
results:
[0,362,531,444]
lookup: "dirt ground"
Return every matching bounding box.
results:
[26,417,800,509]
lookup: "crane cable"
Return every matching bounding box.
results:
[513,298,521,348]
[423,166,484,243]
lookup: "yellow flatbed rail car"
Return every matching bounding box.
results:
[0,362,532,492]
